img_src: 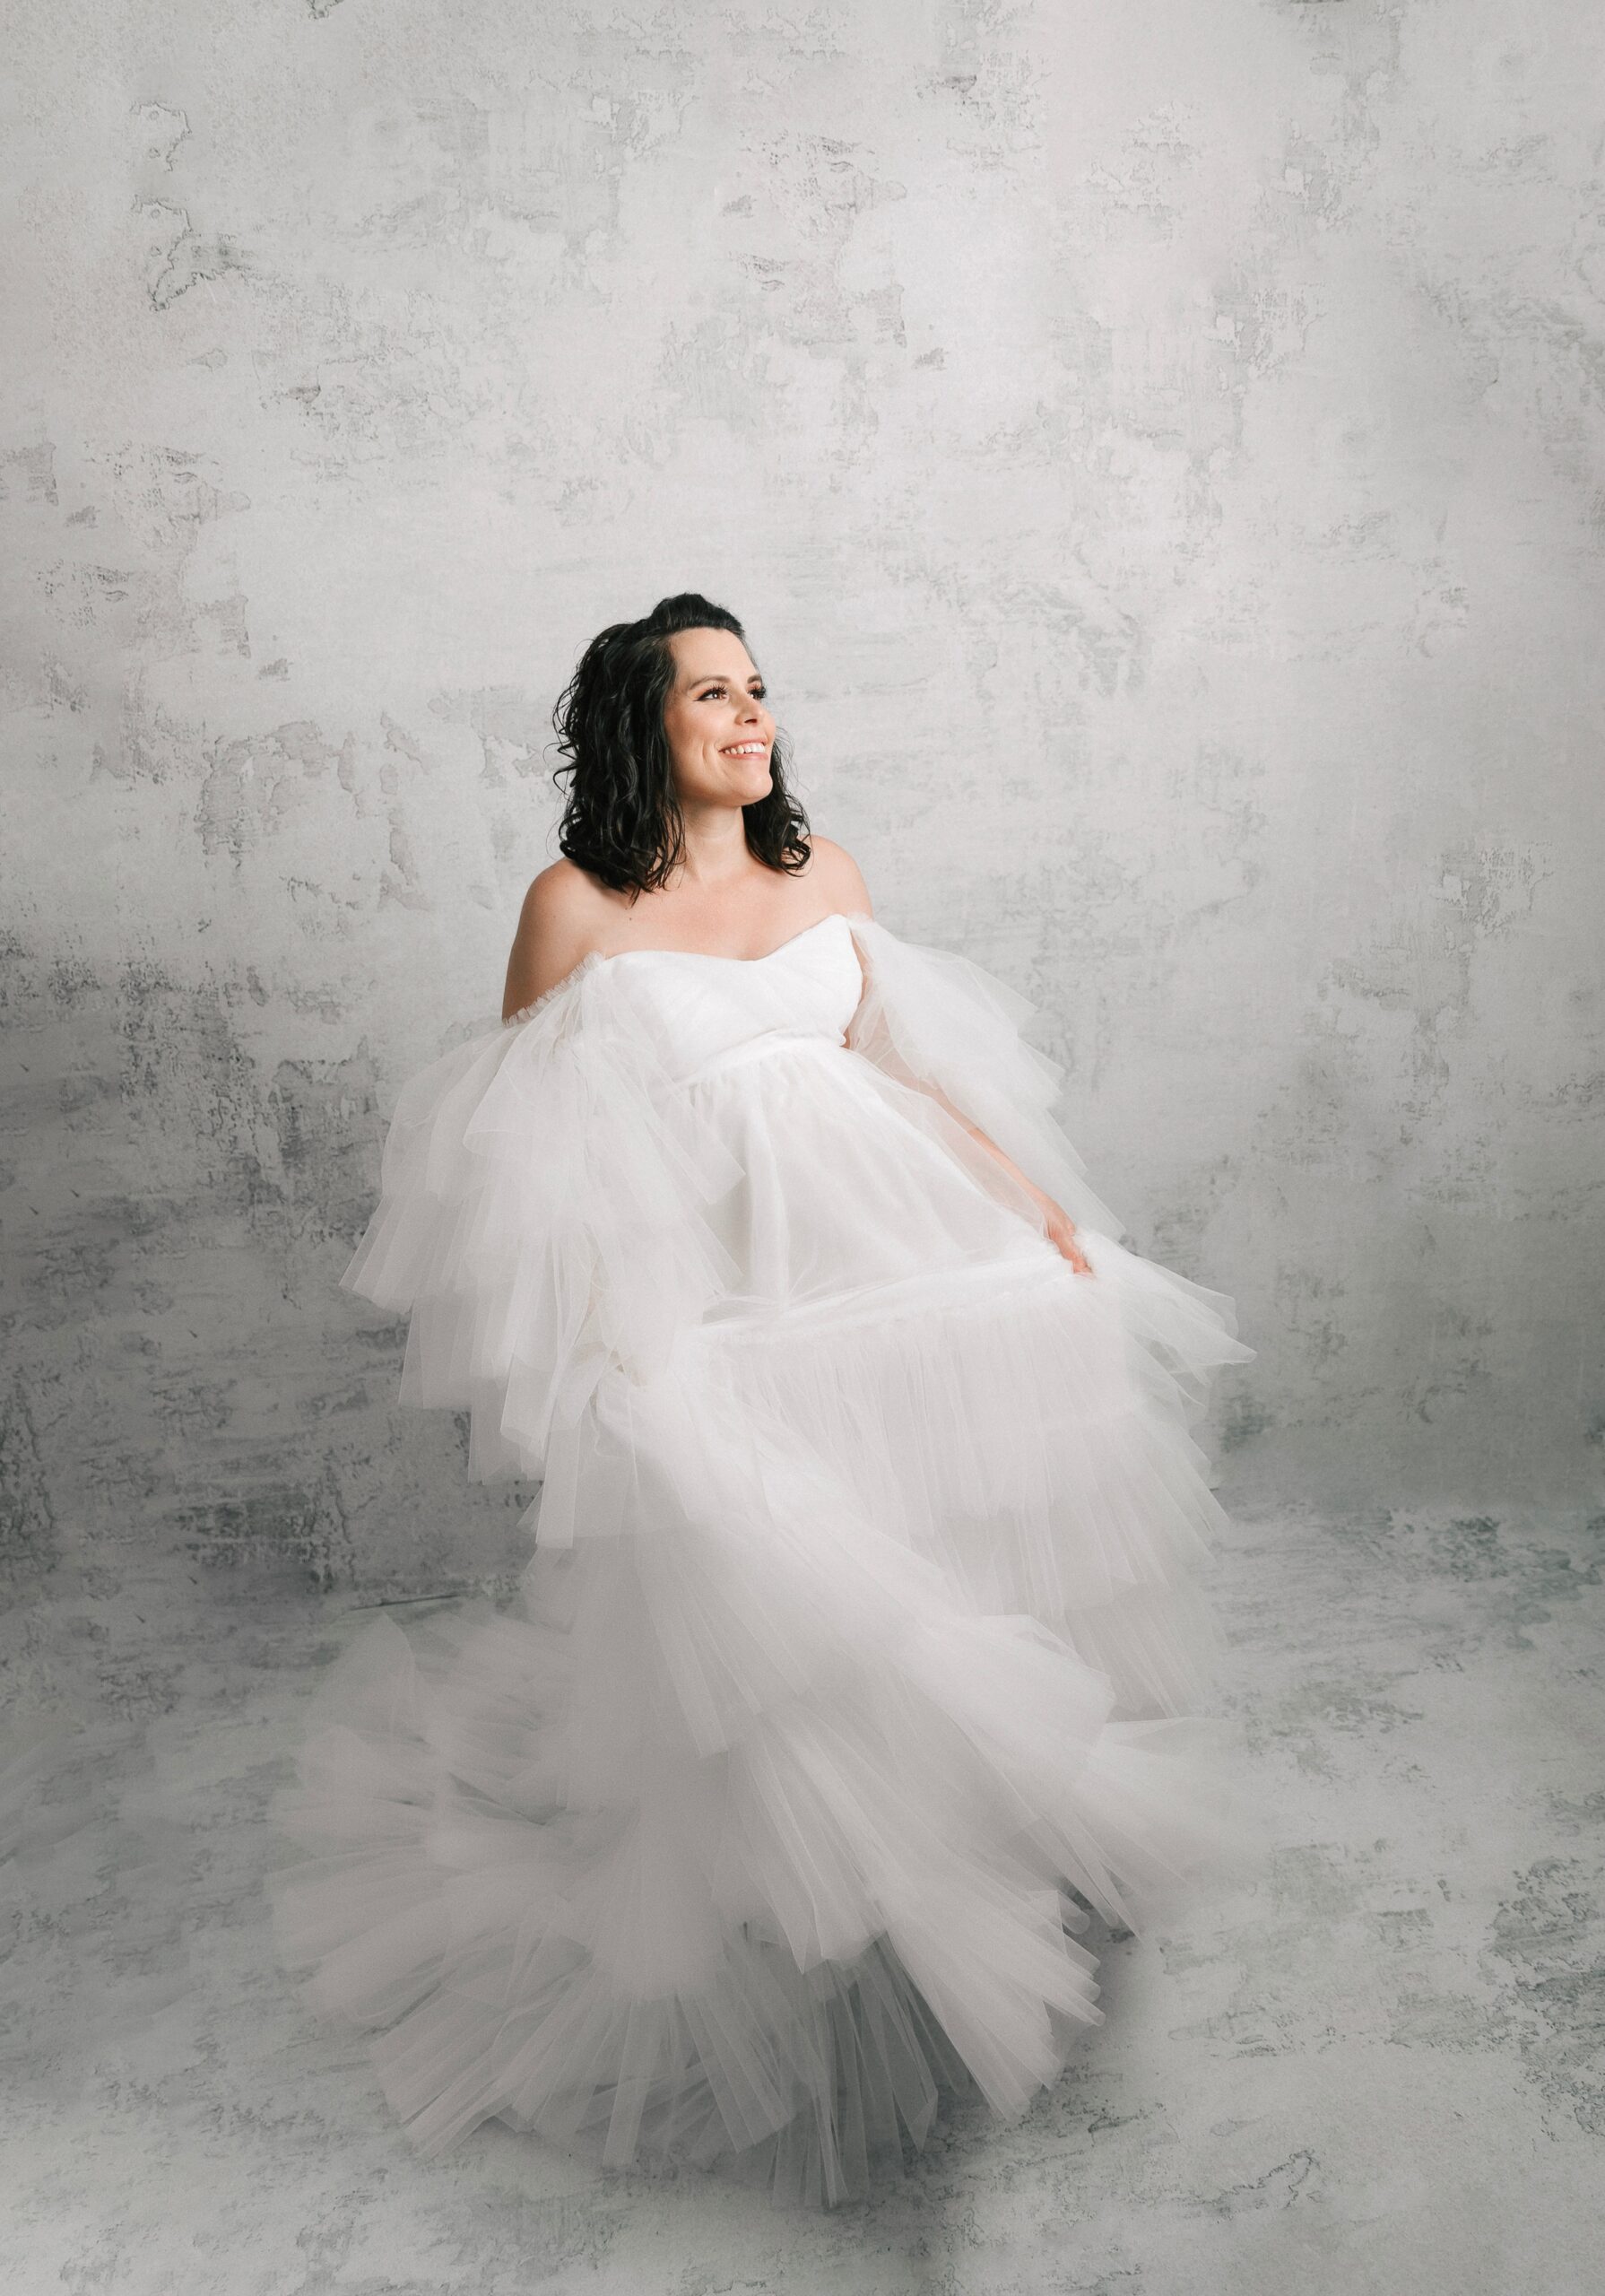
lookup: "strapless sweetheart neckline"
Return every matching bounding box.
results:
[606,909,849,970]
[505,909,855,1029]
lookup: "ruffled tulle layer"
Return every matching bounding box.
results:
[269,1326,1249,2205]
[695,1233,1249,1720]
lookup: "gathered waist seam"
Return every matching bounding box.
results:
[675,1032,850,1091]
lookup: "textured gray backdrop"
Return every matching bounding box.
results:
[9,9,1605,2291]
[5,0,1601,1600]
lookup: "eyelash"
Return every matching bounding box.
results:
[701,684,765,700]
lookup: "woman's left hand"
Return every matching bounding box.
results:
[1039,1197,1093,1275]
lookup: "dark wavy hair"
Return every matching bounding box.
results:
[550,592,811,897]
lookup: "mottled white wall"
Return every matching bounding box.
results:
[5,0,1601,1587]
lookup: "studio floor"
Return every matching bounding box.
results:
[5,1495,1602,2296]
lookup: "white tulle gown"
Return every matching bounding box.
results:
[266,909,1254,2205]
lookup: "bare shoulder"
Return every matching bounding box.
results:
[502,859,614,1020]
[805,834,874,918]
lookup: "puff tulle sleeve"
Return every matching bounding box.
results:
[340,957,742,1492]
[841,913,1124,1240]
[840,913,1251,1412]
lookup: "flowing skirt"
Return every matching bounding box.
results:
[267,1208,1254,2207]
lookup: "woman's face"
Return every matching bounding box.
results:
[661,627,776,809]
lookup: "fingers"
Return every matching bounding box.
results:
[1038,1198,1095,1276]
[1054,1224,1092,1275]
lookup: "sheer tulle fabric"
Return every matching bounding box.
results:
[267,912,1254,2205]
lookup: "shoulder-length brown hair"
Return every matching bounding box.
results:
[550,592,811,896]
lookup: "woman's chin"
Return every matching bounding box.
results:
[679,771,772,811]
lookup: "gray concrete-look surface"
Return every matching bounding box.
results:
[5,1498,1603,2294]
[7,1,1605,2290]
[5,1,1605,1579]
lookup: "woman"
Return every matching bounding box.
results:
[267,592,1254,2208]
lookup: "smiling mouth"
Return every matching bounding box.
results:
[721,743,769,758]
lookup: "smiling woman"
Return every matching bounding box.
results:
[501,596,866,1009]
[553,596,802,867]
[265,590,1254,2206]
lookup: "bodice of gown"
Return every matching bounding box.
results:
[596,912,863,1090]
[589,914,1057,1315]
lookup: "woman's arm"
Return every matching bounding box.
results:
[920,1082,1093,1275]
[820,839,1091,1277]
